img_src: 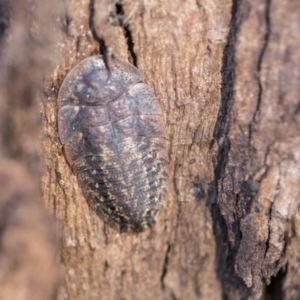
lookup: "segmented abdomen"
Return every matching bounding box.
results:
[57,55,168,232]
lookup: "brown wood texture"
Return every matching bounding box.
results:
[213,1,300,299]
[42,0,231,299]
[1,0,300,299]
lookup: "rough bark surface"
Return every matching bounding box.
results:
[1,0,300,299]
[212,0,300,299]
[42,0,231,299]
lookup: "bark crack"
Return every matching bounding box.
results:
[208,0,252,298]
[89,0,111,69]
[262,146,275,263]
[115,2,138,67]
[160,242,171,290]
[249,0,271,142]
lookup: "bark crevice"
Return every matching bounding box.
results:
[115,2,138,67]
[88,0,110,68]
[208,0,252,298]
[160,242,172,290]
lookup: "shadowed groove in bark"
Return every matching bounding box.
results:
[89,0,110,68]
[160,242,171,290]
[207,0,251,298]
[115,2,138,67]
[264,268,286,300]
[208,0,294,298]
[88,0,138,68]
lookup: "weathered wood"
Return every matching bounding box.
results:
[42,0,231,299]
[213,0,300,299]
[1,0,299,299]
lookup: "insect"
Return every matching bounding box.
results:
[57,55,168,232]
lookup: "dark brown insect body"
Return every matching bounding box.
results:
[57,55,168,232]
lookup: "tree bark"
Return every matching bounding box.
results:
[0,1,62,300]
[1,0,300,300]
[42,0,231,299]
[212,1,300,299]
